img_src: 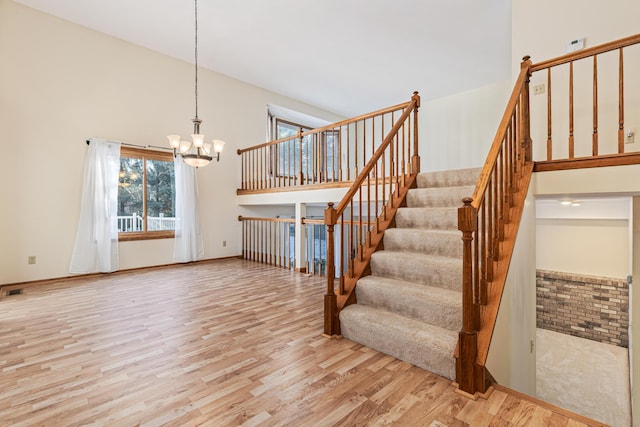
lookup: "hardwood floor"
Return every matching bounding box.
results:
[0,259,602,426]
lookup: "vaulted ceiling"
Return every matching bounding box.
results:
[15,0,512,116]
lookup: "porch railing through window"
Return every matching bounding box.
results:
[237,100,419,193]
[117,214,176,232]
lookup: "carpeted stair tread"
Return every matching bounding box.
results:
[356,275,462,331]
[417,167,482,189]
[338,167,480,379]
[395,207,458,230]
[384,228,462,259]
[370,251,462,291]
[406,185,475,208]
[339,304,457,379]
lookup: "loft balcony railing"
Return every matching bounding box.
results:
[237,98,420,194]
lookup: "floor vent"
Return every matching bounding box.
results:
[6,288,23,296]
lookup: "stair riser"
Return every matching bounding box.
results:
[370,254,462,292]
[416,168,481,189]
[340,308,456,380]
[406,186,475,208]
[356,286,461,331]
[383,230,462,259]
[395,209,458,230]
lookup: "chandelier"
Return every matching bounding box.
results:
[167,0,224,168]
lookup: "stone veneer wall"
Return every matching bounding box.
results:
[536,270,629,348]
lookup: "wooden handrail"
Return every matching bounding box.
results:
[530,33,640,72]
[529,33,640,162]
[458,33,640,397]
[236,101,413,154]
[323,92,421,336]
[238,215,295,223]
[456,57,534,396]
[334,95,419,217]
[237,98,414,193]
[470,62,532,208]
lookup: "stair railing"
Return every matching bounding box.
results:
[324,92,421,336]
[458,33,640,396]
[237,98,421,194]
[456,58,534,395]
[531,33,640,167]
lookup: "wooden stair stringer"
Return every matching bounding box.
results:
[455,163,535,371]
[336,172,419,312]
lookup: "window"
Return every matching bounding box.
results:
[275,119,312,178]
[273,119,340,182]
[118,147,175,240]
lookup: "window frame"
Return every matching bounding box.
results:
[272,118,312,179]
[118,146,175,242]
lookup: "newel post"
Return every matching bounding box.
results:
[411,91,421,174]
[324,202,339,336]
[457,197,479,394]
[521,56,533,164]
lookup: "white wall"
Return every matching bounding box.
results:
[632,196,640,424]
[486,185,537,395]
[420,80,511,172]
[0,0,343,285]
[537,218,629,279]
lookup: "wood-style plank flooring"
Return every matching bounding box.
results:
[0,259,600,426]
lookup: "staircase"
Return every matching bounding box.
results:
[339,167,480,379]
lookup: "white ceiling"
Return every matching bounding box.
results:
[14,0,512,117]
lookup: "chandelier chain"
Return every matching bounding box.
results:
[194,0,199,120]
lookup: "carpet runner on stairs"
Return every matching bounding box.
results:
[339,167,481,380]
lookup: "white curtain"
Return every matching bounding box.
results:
[69,138,121,273]
[173,155,204,262]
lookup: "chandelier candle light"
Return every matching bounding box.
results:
[168,0,224,168]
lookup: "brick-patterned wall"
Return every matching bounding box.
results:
[536,270,629,348]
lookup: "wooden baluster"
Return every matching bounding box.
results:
[486,177,494,282]
[412,91,420,173]
[480,200,486,290]
[497,148,504,240]
[345,124,350,181]
[480,200,489,305]
[358,186,363,261]
[339,217,345,294]
[505,125,513,210]
[593,55,599,156]
[262,146,266,189]
[619,48,625,153]
[324,202,338,336]
[492,169,500,261]
[349,202,354,278]
[569,61,575,159]
[366,169,371,248]
[239,152,243,190]
[297,128,304,185]
[457,197,479,394]
[521,57,532,163]
[547,68,553,161]
[401,112,406,176]
[354,122,359,178]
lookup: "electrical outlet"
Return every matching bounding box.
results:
[533,84,545,95]
[625,129,635,144]
[28,256,36,265]
[222,240,227,247]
